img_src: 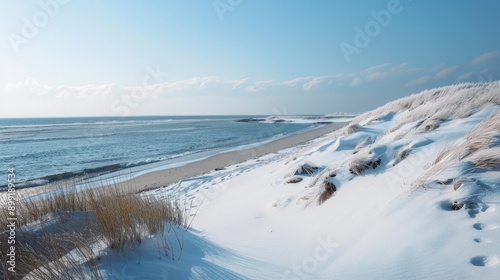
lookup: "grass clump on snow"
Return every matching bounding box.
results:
[453,178,464,191]
[286,177,303,184]
[348,157,372,175]
[318,180,336,205]
[352,136,374,154]
[347,123,360,134]
[415,110,499,187]
[392,147,411,166]
[0,183,185,279]
[348,152,381,175]
[434,111,500,166]
[463,111,500,152]
[350,82,500,132]
[295,162,319,175]
[467,147,500,170]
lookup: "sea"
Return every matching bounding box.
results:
[0,115,350,190]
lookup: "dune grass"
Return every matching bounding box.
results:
[295,162,318,175]
[347,123,360,134]
[348,155,373,175]
[467,147,500,170]
[318,181,336,205]
[414,110,499,187]
[392,148,410,166]
[464,111,500,151]
[352,136,374,154]
[350,82,500,133]
[345,82,499,189]
[0,183,185,279]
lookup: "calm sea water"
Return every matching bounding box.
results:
[0,116,316,188]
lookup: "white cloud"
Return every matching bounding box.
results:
[244,80,276,92]
[364,64,390,73]
[364,63,413,81]
[199,76,220,89]
[351,77,362,86]
[389,63,409,73]
[1,62,439,103]
[222,78,251,89]
[4,76,314,98]
[455,72,474,82]
[407,76,431,87]
[366,72,387,81]
[303,76,332,91]
[3,58,485,116]
[282,74,355,91]
[471,50,500,65]
[434,66,458,79]
[428,63,446,73]
[0,61,465,100]
[281,76,315,87]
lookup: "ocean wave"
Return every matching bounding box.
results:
[124,158,160,168]
[0,164,125,191]
[83,163,123,174]
[215,136,239,143]
[124,126,198,134]
[124,150,202,168]
[0,118,180,130]
[0,133,118,144]
[13,179,50,189]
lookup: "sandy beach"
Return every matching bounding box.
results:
[119,122,348,193]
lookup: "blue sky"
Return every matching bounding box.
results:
[1,0,499,117]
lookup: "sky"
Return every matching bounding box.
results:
[1,0,499,117]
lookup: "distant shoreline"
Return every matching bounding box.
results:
[112,122,348,193]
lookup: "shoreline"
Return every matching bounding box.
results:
[0,122,347,202]
[1,118,352,192]
[113,122,348,193]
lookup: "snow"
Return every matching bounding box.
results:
[115,110,498,277]
[25,83,500,279]
[130,119,498,277]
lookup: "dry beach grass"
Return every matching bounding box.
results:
[0,184,184,279]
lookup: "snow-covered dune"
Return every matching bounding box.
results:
[91,82,500,279]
